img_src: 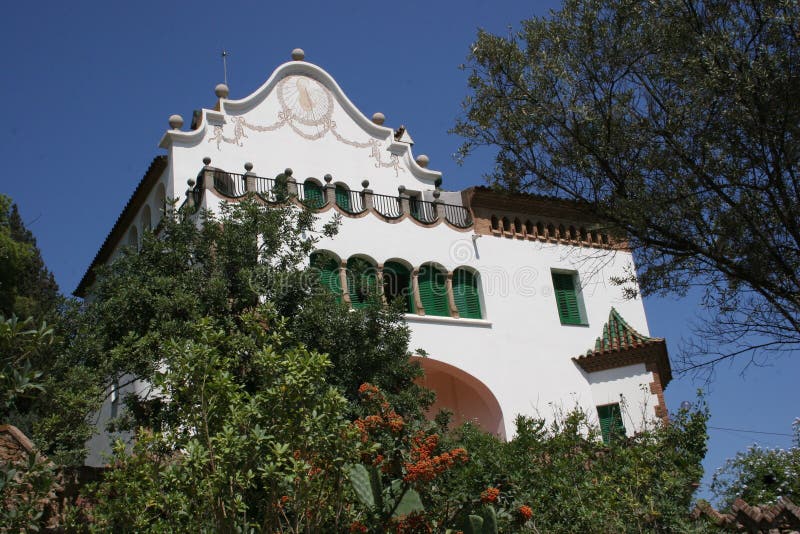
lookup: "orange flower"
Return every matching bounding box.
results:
[480,486,500,503]
[349,520,368,533]
[518,505,533,520]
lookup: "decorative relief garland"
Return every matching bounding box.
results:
[207,75,404,176]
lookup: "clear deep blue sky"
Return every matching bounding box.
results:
[2,0,797,502]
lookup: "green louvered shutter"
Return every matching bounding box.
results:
[597,404,625,444]
[347,258,377,309]
[552,272,582,325]
[453,269,482,319]
[312,254,342,302]
[383,261,414,313]
[335,186,351,212]
[418,265,449,317]
[303,182,324,209]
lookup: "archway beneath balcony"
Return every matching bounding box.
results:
[413,357,506,439]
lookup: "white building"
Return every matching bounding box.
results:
[77,49,671,462]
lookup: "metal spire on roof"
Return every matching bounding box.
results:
[221,49,230,87]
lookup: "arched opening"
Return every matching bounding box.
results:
[127,226,139,249]
[452,268,482,319]
[346,256,378,309]
[302,179,324,209]
[513,218,522,234]
[501,217,511,233]
[155,183,167,219]
[490,215,499,231]
[383,260,414,313]
[141,205,152,232]
[417,263,449,317]
[309,251,342,302]
[414,357,506,438]
[525,220,534,236]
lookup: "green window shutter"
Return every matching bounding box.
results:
[303,182,324,208]
[383,261,414,313]
[418,265,448,317]
[347,258,377,309]
[335,186,351,211]
[597,404,625,444]
[552,272,582,325]
[312,254,342,302]
[453,269,482,319]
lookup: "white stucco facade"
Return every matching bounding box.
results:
[80,53,671,463]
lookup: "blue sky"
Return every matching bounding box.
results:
[2,0,797,502]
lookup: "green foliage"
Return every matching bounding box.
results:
[454,0,800,371]
[431,404,710,533]
[84,311,360,533]
[0,449,60,533]
[0,315,50,414]
[0,195,59,320]
[710,419,800,509]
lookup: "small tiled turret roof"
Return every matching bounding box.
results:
[589,307,659,355]
[573,308,672,418]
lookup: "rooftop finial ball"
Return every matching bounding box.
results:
[168,114,184,130]
[203,157,212,165]
[215,83,230,98]
[416,154,430,168]
[244,162,254,172]
[291,48,305,61]
[371,112,385,125]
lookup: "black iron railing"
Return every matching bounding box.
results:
[409,198,437,224]
[252,176,280,202]
[372,193,402,219]
[441,203,472,228]
[336,189,366,214]
[195,165,474,228]
[213,171,247,198]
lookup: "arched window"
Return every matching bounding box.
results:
[513,218,522,234]
[127,226,139,249]
[525,220,534,236]
[155,183,167,219]
[537,222,545,237]
[547,224,555,239]
[141,205,152,232]
[580,227,588,242]
[569,226,577,241]
[310,252,342,302]
[303,181,324,209]
[502,217,511,233]
[418,264,449,317]
[346,257,378,309]
[335,185,351,212]
[490,215,499,231]
[452,268,482,319]
[383,261,414,313]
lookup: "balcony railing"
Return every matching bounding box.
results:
[186,164,474,229]
[409,198,437,224]
[372,193,402,219]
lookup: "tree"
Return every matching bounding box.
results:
[0,195,59,320]
[710,418,800,509]
[62,196,429,453]
[454,0,800,374]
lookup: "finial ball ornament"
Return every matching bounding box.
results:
[215,83,230,98]
[371,112,385,125]
[433,189,441,199]
[291,48,305,61]
[361,180,370,189]
[168,114,184,130]
[398,185,406,193]
[244,162,254,172]
[324,174,333,183]
[187,178,196,187]
[203,157,212,166]
[416,154,430,168]
[284,168,293,177]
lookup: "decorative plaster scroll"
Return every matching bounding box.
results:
[208,75,404,176]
